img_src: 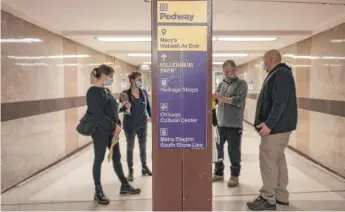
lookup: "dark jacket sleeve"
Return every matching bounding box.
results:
[231,80,248,107]
[86,88,116,130]
[265,69,292,129]
[143,89,152,118]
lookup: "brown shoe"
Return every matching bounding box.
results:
[227,176,239,187]
[212,174,224,182]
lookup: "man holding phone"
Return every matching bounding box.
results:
[212,60,248,187]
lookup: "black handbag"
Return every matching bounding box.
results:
[76,113,97,136]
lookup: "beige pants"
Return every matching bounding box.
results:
[259,132,291,204]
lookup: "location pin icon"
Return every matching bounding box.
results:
[161,28,166,36]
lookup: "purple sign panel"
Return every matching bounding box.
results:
[157,51,207,149]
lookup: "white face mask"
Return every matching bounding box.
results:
[135,81,142,89]
[104,77,113,86]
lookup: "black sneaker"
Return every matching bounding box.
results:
[247,196,276,211]
[142,166,152,176]
[128,168,134,182]
[276,200,289,205]
[120,183,141,195]
[94,185,110,205]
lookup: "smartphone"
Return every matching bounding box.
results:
[120,92,129,102]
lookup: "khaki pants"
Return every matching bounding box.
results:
[259,132,291,204]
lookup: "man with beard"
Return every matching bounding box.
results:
[212,60,248,187]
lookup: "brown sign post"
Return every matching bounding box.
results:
[151,0,213,211]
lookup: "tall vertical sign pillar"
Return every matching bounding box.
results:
[152,0,212,211]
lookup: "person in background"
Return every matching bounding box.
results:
[212,60,248,187]
[119,71,152,182]
[86,65,141,205]
[212,98,222,163]
[246,49,297,211]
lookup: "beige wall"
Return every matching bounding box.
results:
[238,23,345,177]
[1,11,137,191]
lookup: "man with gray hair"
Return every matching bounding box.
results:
[247,49,297,211]
[212,60,248,187]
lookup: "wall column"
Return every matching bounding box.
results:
[151,0,212,211]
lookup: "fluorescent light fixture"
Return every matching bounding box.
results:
[140,64,150,70]
[145,61,228,65]
[284,54,345,60]
[97,36,276,42]
[57,62,114,67]
[321,56,345,60]
[129,53,248,57]
[330,39,345,43]
[292,64,311,68]
[127,53,151,57]
[216,37,277,42]
[283,54,319,60]
[49,55,89,59]
[16,62,48,66]
[57,63,79,67]
[324,64,343,67]
[213,53,248,57]
[84,62,114,66]
[1,38,42,43]
[7,54,90,60]
[97,37,151,42]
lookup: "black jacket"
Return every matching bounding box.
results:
[85,87,121,135]
[119,88,152,129]
[254,63,298,134]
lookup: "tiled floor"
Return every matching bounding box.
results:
[2,123,345,211]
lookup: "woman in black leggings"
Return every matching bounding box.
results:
[119,72,152,182]
[86,64,140,205]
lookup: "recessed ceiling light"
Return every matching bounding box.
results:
[216,37,277,42]
[96,37,151,42]
[1,38,43,43]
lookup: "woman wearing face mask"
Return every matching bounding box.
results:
[86,65,141,205]
[119,71,152,182]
